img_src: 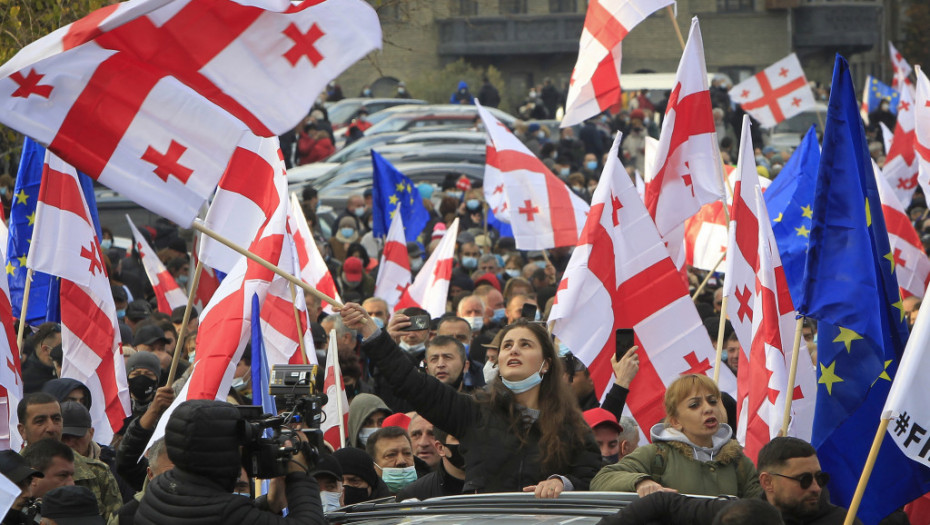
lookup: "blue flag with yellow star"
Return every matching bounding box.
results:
[371,150,429,243]
[764,125,820,302]
[6,138,101,325]
[798,56,930,525]
[864,75,900,116]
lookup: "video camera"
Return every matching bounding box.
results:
[237,364,328,479]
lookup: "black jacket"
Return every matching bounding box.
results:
[597,491,863,525]
[21,354,56,394]
[396,461,465,501]
[135,469,324,525]
[361,330,602,493]
[115,417,153,492]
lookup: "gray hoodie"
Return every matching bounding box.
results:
[346,393,391,448]
[650,422,733,462]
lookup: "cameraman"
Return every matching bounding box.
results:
[135,400,323,524]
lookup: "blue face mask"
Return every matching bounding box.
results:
[505,269,521,278]
[340,228,356,239]
[466,199,481,211]
[461,256,478,269]
[116,309,126,320]
[586,161,598,170]
[559,167,570,176]
[353,207,365,217]
[534,261,547,269]
[177,275,189,285]
[100,239,112,251]
[377,465,418,492]
[557,342,571,357]
[501,361,546,394]
[0,187,6,196]
[492,308,507,323]
[372,317,385,329]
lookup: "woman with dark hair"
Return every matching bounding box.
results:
[339,304,601,497]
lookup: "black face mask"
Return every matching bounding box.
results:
[128,375,157,400]
[443,443,466,470]
[343,485,371,506]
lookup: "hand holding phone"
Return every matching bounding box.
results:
[615,328,635,361]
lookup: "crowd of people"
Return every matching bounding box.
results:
[6,72,924,524]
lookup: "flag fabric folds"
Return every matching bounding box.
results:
[874,161,930,299]
[250,293,277,421]
[729,53,817,129]
[882,72,919,205]
[373,213,412,312]
[126,216,186,315]
[0,233,23,451]
[321,329,349,450]
[862,76,900,117]
[28,152,130,445]
[395,219,459,318]
[643,17,725,269]
[550,133,735,434]
[561,0,673,127]
[476,102,589,250]
[371,151,429,243]
[889,41,913,89]
[288,193,342,315]
[0,0,381,226]
[763,126,820,303]
[913,66,930,203]
[799,54,927,525]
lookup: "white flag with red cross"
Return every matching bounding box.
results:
[28,152,130,445]
[322,329,349,450]
[258,232,314,367]
[395,219,459,319]
[724,116,816,456]
[913,67,930,204]
[126,216,186,315]
[684,200,729,272]
[145,147,289,453]
[477,102,590,250]
[562,0,674,127]
[550,133,736,435]
[0,225,23,451]
[483,137,510,223]
[288,193,342,315]
[191,232,221,313]
[889,41,912,89]
[373,213,412,312]
[883,72,920,205]
[0,0,381,227]
[643,18,725,270]
[874,160,930,299]
[729,53,816,129]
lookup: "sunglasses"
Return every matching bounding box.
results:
[771,471,830,490]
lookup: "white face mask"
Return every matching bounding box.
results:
[358,427,378,446]
[483,360,499,383]
[321,490,342,512]
[399,341,425,354]
[464,316,483,332]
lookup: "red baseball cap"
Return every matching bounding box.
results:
[474,272,501,292]
[343,256,363,281]
[583,408,622,433]
[382,413,410,431]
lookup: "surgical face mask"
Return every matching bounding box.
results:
[0,187,6,196]
[536,131,546,140]
[534,261,547,269]
[557,342,571,357]
[233,491,251,498]
[231,373,249,393]
[461,256,478,269]
[447,190,463,200]
[464,316,483,332]
[116,309,126,320]
[418,183,434,200]
[177,275,189,285]
[505,269,521,278]
[491,308,507,323]
[343,485,370,505]
[321,490,342,512]
[372,317,385,329]
[535,309,542,322]
[410,258,423,271]
[399,341,425,355]
[357,427,378,446]
[586,161,598,170]
[501,361,546,394]
[353,207,365,218]
[377,465,418,492]
[572,185,583,192]
[483,360,499,383]
[363,89,372,97]
[340,228,356,239]
[466,199,481,211]
[559,167,570,176]
[100,239,112,251]
[443,443,466,470]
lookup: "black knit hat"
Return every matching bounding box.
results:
[165,400,242,491]
[333,447,378,488]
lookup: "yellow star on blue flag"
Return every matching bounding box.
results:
[370,150,429,243]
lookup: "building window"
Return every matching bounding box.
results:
[457,0,478,16]
[549,0,577,13]
[717,0,754,12]
[499,0,527,14]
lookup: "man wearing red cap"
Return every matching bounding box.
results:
[584,408,639,465]
[338,256,374,299]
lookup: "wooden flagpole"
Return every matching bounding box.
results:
[289,282,310,365]
[691,253,725,300]
[667,5,686,51]
[15,269,34,353]
[780,317,806,436]
[843,418,891,525]
[191,221,344,310]
[713,296,729,385]
[166,261,203,386]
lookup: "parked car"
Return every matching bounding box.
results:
[363,105,518,137]
[764,103,827,152]
[326,98,426,130]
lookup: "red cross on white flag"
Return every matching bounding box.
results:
[561,0,674,127]
[288,193,342,315]
[0,0,382,227]
[0,229,23,451]
[373,213,412,312]
[889,41,912,89]
[127,216,187,315]
[729,53,816,129]
[883,72,920,205]
[550,132,736,434]
[395,219,459,319]
[913,66,930,204]
[723,116,816,454]
[28,152,131,445]
[873,160,930,299]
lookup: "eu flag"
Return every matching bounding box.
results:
[763,125,820,302]
[371,150,429,243]
[798,55,930,525]
[6,138,102,325]
[864,76,900,115]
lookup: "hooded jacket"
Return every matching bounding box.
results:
[346,394,390,449]
[590,423,761,498]
[41,378,92,408]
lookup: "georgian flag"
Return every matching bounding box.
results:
[259,230,315,367]
[729,53,816,129]
[395,219,459,319]
[914,66,930,205]
[373,213,412,312]
[322,329,349,450]
[874,161,930,299]
[288,193,342,315]
[550,133,736,434]
[0,222,23,451]
[127,216,187,315]
[28,152,130,445]
[883,72,919,206]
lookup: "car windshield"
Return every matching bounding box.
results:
[327,133,402,163]
[327,100,364,125]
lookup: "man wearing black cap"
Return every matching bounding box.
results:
[41,485,105,525]
[116,354,174,491]
[332,447,391,506]
[0,450,43,523]
[59,402,121,521]
[123,301,152,332]
[135,400,323,524]
[132,325,187,387]
[312,455,344,513]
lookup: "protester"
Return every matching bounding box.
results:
[591,374,760,498]
[17,393,63,446]
[41,485,106,525]
[58,401,123,520]
[333,447,392,505]
[22,323,61,394]
[312,454,344,514]
[396,427,465,501]
[346,394,391,449]
[22,438,75,500]
[0,450,43,523]
[365,426,417,494]
[341,305,601,496]
[407,414,440,470]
